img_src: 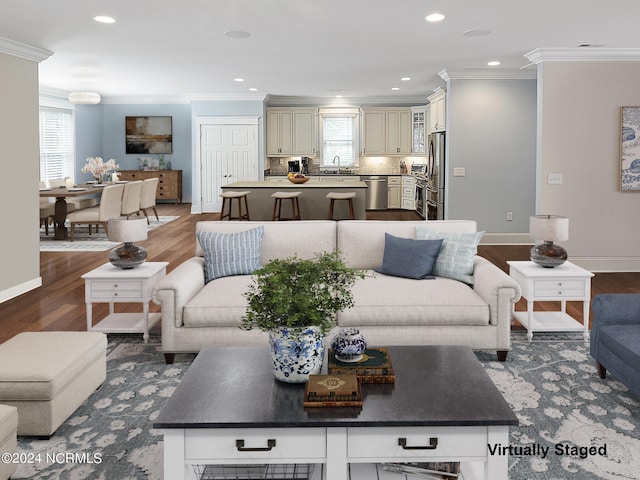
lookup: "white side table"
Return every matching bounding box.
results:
[81,262,169,342]
[507,260,594,342]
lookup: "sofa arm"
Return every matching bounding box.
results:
[472,256,522,326]
[592,294,640,328]
[152,257,205,328]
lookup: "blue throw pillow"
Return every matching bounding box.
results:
[196,227,264,283]
[374,233,443,280]
[415,227,484,284]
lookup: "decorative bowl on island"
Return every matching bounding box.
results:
[288,174,309,184]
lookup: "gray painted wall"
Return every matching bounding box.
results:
[0,53,40,300]
[446,79,537,234]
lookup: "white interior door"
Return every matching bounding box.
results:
[200,123,258,212]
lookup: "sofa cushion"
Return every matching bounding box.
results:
[337,220,477,270]
[183,275,254,327]
[415,227,484,284]
[338,272,490,327]
[375,233,443,280]
[599,325,640,372]
[197,226,264,282]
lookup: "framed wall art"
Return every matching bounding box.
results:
[620,106,640,191]
[126,116,173,154]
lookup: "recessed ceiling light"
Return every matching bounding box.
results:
[93,15,116,24]
[224,30,251,39]
[426,13,445,22]
[336,95,343,98]
[401,77,411,81]
[463,28,491,37]
[391,87,400,91]
[234,78,245,82]
[487,61,501,66]
[249,88,258,92]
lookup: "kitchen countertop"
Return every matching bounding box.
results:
[226,180,367,188]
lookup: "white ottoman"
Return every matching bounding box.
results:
[0,332,107,436]
[0,405,17,480]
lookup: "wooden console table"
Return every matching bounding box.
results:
[117,170,182,203]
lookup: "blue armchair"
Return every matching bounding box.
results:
[590,294,640,398]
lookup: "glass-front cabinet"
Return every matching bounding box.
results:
[411,105,427,154]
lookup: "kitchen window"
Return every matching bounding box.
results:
[319,108,359,168]
[39,100,74,181]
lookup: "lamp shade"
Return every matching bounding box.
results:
[108,218,148,243]
[529,215,569,242]
[68,92,101,104]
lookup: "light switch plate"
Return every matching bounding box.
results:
[548,173,563,184]
[453,167,466,177]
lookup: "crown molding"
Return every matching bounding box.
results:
[266,94,428,107]
[438,68,536,82]
[525,47,640,64]
[0,36,52,62]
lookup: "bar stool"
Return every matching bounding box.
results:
[326,192,356,220]
[271,191,302,221]
[220,191,251,221]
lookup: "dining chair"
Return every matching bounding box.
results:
[67,184,125,241]
[139,178,159,223]
[120,180,143,218]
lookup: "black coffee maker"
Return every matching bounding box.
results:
[288,160,300,173]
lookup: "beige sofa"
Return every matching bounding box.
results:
[153,220,521,363]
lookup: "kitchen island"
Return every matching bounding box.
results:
[221,180,367,220]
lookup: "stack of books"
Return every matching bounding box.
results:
[303,374,362,407]
[328,347,395,383]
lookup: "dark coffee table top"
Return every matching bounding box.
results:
[154,345,518,429]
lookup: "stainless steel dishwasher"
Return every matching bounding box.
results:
[361,175,388,210]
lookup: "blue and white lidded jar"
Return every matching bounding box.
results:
[331,328,367,363]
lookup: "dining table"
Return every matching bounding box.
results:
[39,183,107,240]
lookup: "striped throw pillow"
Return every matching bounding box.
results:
[196,227,264,283]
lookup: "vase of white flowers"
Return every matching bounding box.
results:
[81,157,119,184]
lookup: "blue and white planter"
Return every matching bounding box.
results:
[330,327,367,362]
[268,326,325,383]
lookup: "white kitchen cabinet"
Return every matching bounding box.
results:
[361,108,386,155]
[267,108,317,156]
[387,175,402,208]
[411,105,427,154]
[402,175,416,210]
[428,89,446,133]
[361,108,412,156]
[386,109,412,155]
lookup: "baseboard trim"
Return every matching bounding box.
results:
[0,277,42,304]
[480,233,531,245]
[569,257,640,273]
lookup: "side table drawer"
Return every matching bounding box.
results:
[185,428,326,461]
[89,280,143,299]
[534,279,584,297]
[347,426,486,459]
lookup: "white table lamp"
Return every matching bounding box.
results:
[529,215,569,267]
[108,218,148,269]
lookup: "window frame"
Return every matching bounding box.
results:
[318,107,360,168]
[39,97,75,182]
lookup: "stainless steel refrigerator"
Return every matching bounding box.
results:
[427,132,445,220]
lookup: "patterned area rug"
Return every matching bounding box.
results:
[39,216,179,252]
[12,334,640,479]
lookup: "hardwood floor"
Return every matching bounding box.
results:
[1,204,638,344]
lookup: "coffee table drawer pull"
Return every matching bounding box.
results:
[236,439,276,452]
[398,437,438,450]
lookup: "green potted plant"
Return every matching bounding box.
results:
[241,251,365,383]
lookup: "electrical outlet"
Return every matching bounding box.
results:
[547,173,563,185]
[280,159,285,165]
[506,211,513,221]
[453,167,466,177]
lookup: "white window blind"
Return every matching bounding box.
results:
[39,106,74,181]
[321,113,358,167]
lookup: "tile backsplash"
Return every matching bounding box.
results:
[266,156,426,175]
